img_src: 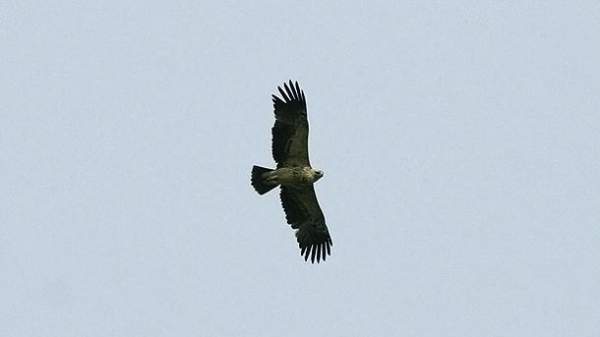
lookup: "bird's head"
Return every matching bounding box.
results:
[314,169,324,181]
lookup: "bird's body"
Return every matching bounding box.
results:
[251,81,332,263]
[262,166,322,186]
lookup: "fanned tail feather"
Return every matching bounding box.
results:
[251,165,278,195]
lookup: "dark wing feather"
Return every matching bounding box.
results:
[271,80,310,167]
[280,186,332,263]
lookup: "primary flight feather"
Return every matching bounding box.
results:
[251,80,332,263]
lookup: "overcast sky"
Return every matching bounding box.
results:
[2,1,600,336]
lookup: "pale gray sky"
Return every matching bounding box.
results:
[2,1,600,336]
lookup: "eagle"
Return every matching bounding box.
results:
[251,80,332,263]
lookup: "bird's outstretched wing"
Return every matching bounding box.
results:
[271,80,310,168]
[280,186,332,263]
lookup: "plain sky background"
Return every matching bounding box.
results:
[2,1,600,336]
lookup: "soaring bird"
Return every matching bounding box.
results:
[251,80,332,263]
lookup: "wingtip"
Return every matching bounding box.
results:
[299,242,332,264]
[283,81,293,101]
[294,81,301,99]
[277,86,289,102]
[316,244,321,263]
[274,80,305,104]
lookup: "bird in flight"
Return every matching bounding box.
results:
[251,80,332,263]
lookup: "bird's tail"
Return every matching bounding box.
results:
[251,165,278,195]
